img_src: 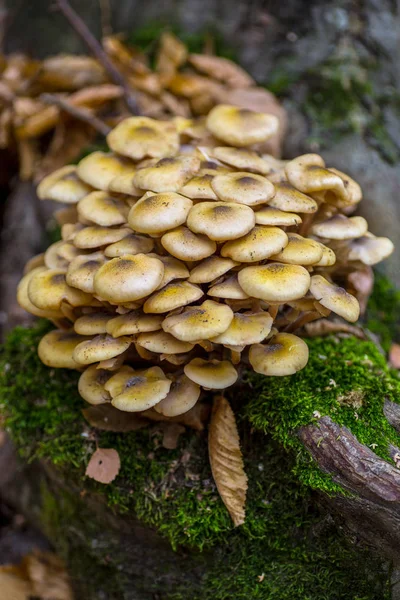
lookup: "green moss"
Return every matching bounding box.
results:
[365,271,400,352]
[0,322,395,598]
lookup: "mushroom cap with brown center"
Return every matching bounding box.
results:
[186,201,255,241]
[254,206,302,227]
[17,267,64,319]
[270,233,323,265]
[128,192,193,234]
[161,226,216,261]
[249,332,309,376]
[28,268,92,310]
[347,235,394,265]
[134,155,200,193]
[107,116,180,161]
[309,275,360,322]
[206,105,279,146]
[66,252,107,293]
[179,173,218,200]
[143,281,203,313]
[212,147,270,174]
[74,226,131,249]
[106,365,172,412]
[184,357,238,389]
[37,165,92,203]
[238,263,311,302]
[221,226,288,262]
[106,311,163,337]
[188,256,238,284]
[211,311,273,345]
[311,214,368,240]
[136,330,194,354]
[78,365,113,405]
[153,374,201,417]
[211,171,275,206]
[38,330,89,369]
[77,191,128,227]
[162,299,234,341]
[94,253,165,303]
[268,182,318,213]
[72,334,131,365]
[104,234,154,258]
[77,152,134,191]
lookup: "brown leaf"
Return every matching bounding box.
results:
[389,343,400,369]
[208,396,247,527]
[85,448,121,484]
[82,404,149,432]
[189,53,254,88]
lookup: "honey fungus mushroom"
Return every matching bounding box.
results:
[19,106,394,424]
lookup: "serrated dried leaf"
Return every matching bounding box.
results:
[85,448,121,484]
[82,404,149,432]
[208,396,247,526]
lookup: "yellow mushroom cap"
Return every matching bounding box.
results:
[38,330,89,369]
[249,333,309,376]
[17,267,64,319]
[179,173,218,200]
[108,171,143,197]
[162,299,234,342]
[311,215,368,240]
[74,226,131,249]
[133,155,200,193]
[149,254,190,288]
[270,233,323,265]
[206,105,279,146]
[238,263,311,302]
[309,275,360,322]
[254,206,302,227]
[161,226,216,261]
[186,201,255,241]
[107,116,179,161]
[268,182,318,213]
[37,165,92,203]
[74,312,110,335]
[77,191,128,227]
[94,253,165,303]
[136,331,194,354]
[128,192,193,234]
[188,256,238,284]
[106,366,172,412]
[77,152,135,191]
[208,274,249,299]
[184,358,238,389]
[221,226,288,262]
[143,281,203,313]
[78,365,112,405]
[153,374,201,417]
[211,311,273,345]
[66,252,107,293]
[106,311,163,337]
[72,334,131,365]
[44,240,81,270]
[314,244,337,267]
[104,234,154,258]
[211,172,275,206]
[347,236,394,265]
[28,268,91,310]
[212,147,270,174]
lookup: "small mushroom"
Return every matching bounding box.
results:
[106,311,163,337]
[17,267,64,319]
[212,147,270,174]
[153,374,201,417]
[133,155,200,193]
[311,214,368,240]
[238,263,311,302]
[208,274,249,299]
[136,331,194,354]
[150,254,190,288]
[38,330,89,369]
[211,172,275,206]
[66,252,107,293]
[143,281,203,313]
[206,105,279,146]
[44,241,81,270]
[77,191,128,226]
[269,233,323,265]
[94,254,165,303]
[107,116,179,160]
[188,256,238,284]
[104,234,154,258]
[314,244,337,267]
[347,235,394,265]
[221,226,288,262]
[162,299,234,341]
[128,192,193,234]
[211,311,273,345]
[105,365,172,412]
[268,182,318,213]
[161,226,216,261]
[187,201,255,241]
[249,332,309,376]
[74,312,110,335]
[77,152,135,191]
[78,365,113,405]
[28,268,91,310]
[254,206,302,227]
[37,165,92,203]
[72,334,131,365]
[179,173,218,200]
[309,275,360,322]
[74,226,131,249]
[184,358,238,389]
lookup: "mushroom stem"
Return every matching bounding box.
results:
[40,93,111,136]
[268,304,280,320]
[284,311,321,333]
[53,0,140,115]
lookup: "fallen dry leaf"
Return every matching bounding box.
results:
[389,343,400,369]
[82,404,149,431]
[85,447,121,484]
[208,396,247,527]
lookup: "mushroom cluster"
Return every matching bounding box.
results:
[17,104,394,418]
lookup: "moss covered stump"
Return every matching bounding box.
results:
[1,322,400,599]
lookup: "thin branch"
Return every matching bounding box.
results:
[40,93,111,136]
[53,0,140,115]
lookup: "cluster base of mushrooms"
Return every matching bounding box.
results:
[17,104,394,421]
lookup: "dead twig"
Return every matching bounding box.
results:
[40,93,111,136]
[52,0,140,115]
